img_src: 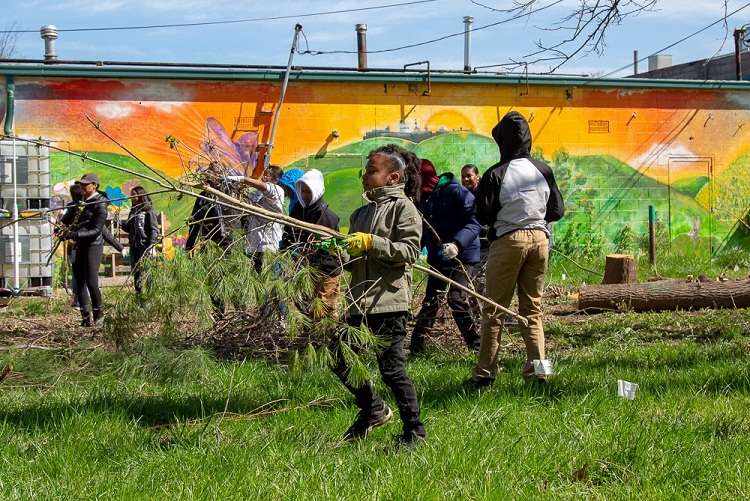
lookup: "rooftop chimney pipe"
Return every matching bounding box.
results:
[40,25,58,63]
[356,24,368,71]
[463,16,474,72]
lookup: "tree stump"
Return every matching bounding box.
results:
[602,254,637,284]
[579,278,750,312]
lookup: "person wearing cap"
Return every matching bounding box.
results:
[59,173,109,327]
[409,159,481,356]
[61,182,124,309]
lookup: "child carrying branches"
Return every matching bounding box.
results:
[280,168,342,319]
[329,145,426,450]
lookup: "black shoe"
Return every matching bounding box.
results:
[462,377,494,390]
[343,404,393,441]
[389,432,427,453]
[409,336,428,357]
[80,317,92,327]
[526,376,547,386]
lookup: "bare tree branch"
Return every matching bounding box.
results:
[0,21,21,60]
[471,0,659,72]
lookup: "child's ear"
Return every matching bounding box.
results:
[387,171,402,186]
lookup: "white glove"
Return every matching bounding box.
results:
[440,242,459,260]
[225,175,245,182]
[121,248,129,258]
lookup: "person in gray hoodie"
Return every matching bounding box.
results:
[465,111,565,389]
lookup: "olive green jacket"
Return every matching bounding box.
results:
[345,184,422,317]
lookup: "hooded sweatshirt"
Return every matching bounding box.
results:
[278,168,304,214]
[295,169,325,209]
[474,111,564,241]
[281,169,342,276]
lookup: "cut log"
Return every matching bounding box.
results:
[578,278,750,312]
[602,254,637,284]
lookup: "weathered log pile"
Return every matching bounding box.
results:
[578,278,750,312]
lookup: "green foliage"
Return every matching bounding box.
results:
[613,224,638,254]
[712,244,750,270]
[555,221,606,261]
[114,337,216,383]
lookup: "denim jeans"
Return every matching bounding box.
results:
[330,311,425,436]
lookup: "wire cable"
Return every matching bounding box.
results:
[586,1,750,80]
[0,0,438,33]
[300,0,565,55]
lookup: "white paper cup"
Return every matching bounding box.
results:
[533,359,553,376]
[617,379,638,400]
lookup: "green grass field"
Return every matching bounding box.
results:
[2,297,750,499]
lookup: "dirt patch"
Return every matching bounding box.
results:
[0,285,586,360]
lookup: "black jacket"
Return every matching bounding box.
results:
[61,191,109,247]
[281,197,342,276]
[185,191,232,252]
[475,111,565,241]
[125,205,159,251]
[60,199,122,252]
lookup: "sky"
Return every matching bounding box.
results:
[3,0,750,78]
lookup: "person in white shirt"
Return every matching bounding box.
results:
[232,165,285,272]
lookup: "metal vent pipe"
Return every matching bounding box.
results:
[463,16,474,72]
[40,25,58,63]
[356,24,368,70]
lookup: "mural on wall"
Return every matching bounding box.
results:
[2,74,750,259]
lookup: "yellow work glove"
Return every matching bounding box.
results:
[343,232,373,257]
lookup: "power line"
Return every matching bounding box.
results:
[300,0,565,55]
[589,1,750,80]
[0,0,437,33]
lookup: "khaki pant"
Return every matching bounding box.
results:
[314,274,341,320]
[473,229,548,380]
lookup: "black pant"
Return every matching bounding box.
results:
[330,312,425,435]
[413,261,478,347]
[72,244,103,313]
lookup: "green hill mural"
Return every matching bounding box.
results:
[296,133,732,258]
[672,176,709,198]
[695,152,750,248]
[47,131,745,258]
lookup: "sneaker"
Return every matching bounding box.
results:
[388,432,427,454]
[343,404,393,441]
[408,336,428,357]
[525,376,547,386]
[462,377,494,390]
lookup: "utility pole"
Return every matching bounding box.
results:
[734,27,746,81]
